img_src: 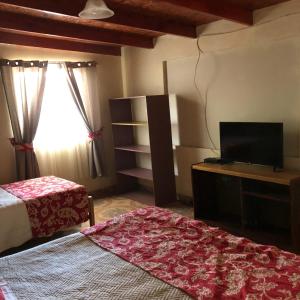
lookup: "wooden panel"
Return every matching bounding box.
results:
[116,173,139,194]
[0,0,197,38]
[115,145,151,153]
[110,99,132,123]
[192,169,218,220]
[146,95,177,205]
[151,0,253,25]
[192,163,300,186]
[290,178,300,251]
[108,8,197,38]
[117,168,153,181]
[115,151,137,170]
[0,0,292,49]
[111,126,135,147]
[107,0,220,25]
[111,96,146,100]
[112,122,148,126]
[0,28,121,55]
[88,196,95,226]
[0,6,154,48]
[226,0,290,10]
[106,0,252,25]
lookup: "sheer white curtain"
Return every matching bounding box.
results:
[34,63,90,181]
[65,62,104,178]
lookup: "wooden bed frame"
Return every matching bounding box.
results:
[88,195,95,226]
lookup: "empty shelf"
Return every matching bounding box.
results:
[117,168,153,181]
[115,145,151,153]
[111,96,146,101]
[112,122,148,126]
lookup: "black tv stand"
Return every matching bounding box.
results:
[192,162,300,253]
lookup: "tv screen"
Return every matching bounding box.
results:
[220,122,283,168]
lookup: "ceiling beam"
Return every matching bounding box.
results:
[0,0,197,38]
[0,28,121,55]
[105,10,197,38]
[0,8,154,48]
[160,0,253,25]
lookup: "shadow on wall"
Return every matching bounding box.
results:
[177,95,206,147]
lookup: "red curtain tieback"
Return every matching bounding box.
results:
[88,128,103,141]
[9,138,34,152]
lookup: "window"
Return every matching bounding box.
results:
[34,64,88,152]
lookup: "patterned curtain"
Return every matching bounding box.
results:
[0,59,48,180]
[64,61,103,178]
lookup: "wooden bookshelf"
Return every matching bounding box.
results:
[110,95,176,206]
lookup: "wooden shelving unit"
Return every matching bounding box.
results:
[110,95,176,206]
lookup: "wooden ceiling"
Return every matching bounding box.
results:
[0,0,290,56]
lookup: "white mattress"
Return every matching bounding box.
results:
[0,188,32,253]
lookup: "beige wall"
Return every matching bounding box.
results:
[0,44,123,191]
[2,0,300,197]
[122,0,300,197]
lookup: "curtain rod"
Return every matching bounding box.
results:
[48,61,96,65]
[1,60,95,64]
[48,61,97,68]
[0,59,96,68]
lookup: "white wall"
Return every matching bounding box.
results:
[0,44,123,191]
[122,0,300,197]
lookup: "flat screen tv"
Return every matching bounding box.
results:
[220,122,283,169]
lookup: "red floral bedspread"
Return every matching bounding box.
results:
[82,206,300,300]
[1,176,88,237]
[0,279,16,300]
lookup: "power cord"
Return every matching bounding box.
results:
[194,38,219,155]
[193,10,300,154]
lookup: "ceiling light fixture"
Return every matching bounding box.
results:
[79,0,114,19]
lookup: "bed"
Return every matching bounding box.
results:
[1,206,300,300]
[0,176,93,253]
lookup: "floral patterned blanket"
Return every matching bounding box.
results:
[82,206,300,300]
[0,279,16,300]
[1,176,88,238]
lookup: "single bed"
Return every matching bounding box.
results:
[0,176,93,253]
[1,206,300,300]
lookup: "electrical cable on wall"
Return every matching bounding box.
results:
[193,10,300,154]
[193,37,219,155]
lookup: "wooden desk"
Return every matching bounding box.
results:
[192,163,300,252]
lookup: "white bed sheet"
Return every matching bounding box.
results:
[0,188,32,253]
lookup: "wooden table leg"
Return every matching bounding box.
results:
[88,196,95,226]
